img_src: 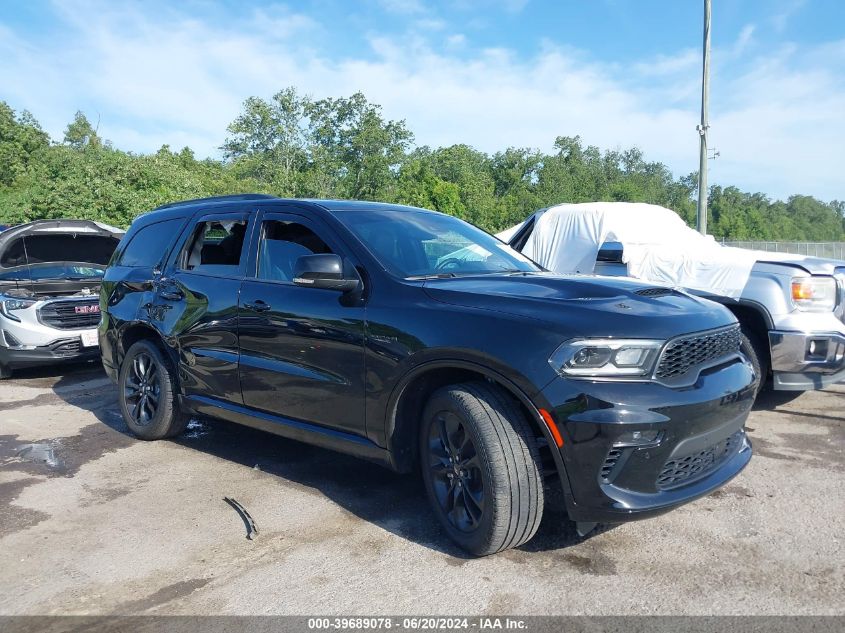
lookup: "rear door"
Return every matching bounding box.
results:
[237,208,366,435]
[154,209,253,403]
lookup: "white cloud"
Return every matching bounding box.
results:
[632,49,699,77]
[771,0,808,33]
[0,2,842,202]
[732,24,756,57]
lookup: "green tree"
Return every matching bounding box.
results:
[222,88,310,195]
[306,92,413,200]
[63,111,101,149]
[0,92,842,241]
[0,102,49,187]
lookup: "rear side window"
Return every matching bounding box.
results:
[117,218,185,268]
[179,219,247,276]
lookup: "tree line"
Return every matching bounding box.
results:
[1,89,843,240]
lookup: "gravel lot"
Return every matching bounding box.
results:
[0,363,842,616]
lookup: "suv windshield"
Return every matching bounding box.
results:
[0,262,106,282]
[336,208,540,278]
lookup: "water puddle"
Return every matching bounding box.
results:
[183,418,210,439]
[15,442,63,469]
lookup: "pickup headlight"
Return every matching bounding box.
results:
[0,298,36,321]
[549,339,663,378]
[791,277,837,312]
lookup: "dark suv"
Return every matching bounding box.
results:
[100,194,754,555]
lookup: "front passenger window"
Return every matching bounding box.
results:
[258,221,334,282]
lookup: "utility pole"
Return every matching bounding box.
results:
[696,0,711,235]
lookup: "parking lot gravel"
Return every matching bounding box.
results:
[0,363,842,615]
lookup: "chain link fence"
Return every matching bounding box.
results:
[721,241,845,260]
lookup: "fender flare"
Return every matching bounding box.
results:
[383,358,574,499]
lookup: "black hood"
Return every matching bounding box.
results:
[422,272,736,340]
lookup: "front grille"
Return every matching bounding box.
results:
[600,447,623,483]
[38,300,100,330]
[655,325,741,381]
[48,339,81,356]
[656,431,743,490]
[635,287,676,297]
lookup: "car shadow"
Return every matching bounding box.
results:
[46,367,610,558]
[753,388,805,411]
[7,360,103,387]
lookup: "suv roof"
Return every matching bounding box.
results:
[141,195,432,224]
[153,193,279,210]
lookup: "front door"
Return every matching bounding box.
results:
[237,210,366,436]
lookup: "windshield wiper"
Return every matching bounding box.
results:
[405,273,458,280]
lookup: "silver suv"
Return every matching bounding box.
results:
[0,220,123,379]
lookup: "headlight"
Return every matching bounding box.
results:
[791,277,837,312]
[549,338,663,378]
[0,298,36,322]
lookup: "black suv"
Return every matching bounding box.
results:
[100,194,754,555]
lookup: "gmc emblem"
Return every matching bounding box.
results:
[74,305,100,315]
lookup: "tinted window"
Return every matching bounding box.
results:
[118,218,185,268]
[257,220,334,282]
[337,209,539,278]
[180,219,247,276]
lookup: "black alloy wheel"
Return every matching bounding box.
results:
[124,351,161,426]
[419,382,544,556]
[119,339,188,440]
[427,411,486,532]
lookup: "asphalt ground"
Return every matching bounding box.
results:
[0,362,842,615]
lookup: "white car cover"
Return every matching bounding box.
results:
[499,202,760,299]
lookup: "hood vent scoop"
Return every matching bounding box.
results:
[635,287,677,298]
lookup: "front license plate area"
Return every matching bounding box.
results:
[80,330,99,348]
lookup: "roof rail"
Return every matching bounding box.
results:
[154,193,279,210]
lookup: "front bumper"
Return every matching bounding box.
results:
[0,335,100,368]
[540,357,755,524]
[769,330,845,390]
[0,305,100,370]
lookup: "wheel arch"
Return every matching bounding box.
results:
[724,302,772,372]
[118,322,178,377]
[384,360,571,493]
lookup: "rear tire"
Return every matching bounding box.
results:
[119,340,188,440]
[739,324,769,396]
[0,363,11,380]
[419,381,544,556]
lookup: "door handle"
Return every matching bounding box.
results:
[245,300,271,313]
[154,277,184,301]
[159,288,184,301]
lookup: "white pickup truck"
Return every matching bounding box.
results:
[502,202,845,396]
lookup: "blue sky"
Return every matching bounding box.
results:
[2,0,844,202]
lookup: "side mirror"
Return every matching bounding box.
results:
[293,254,360,292]
[597,241,624,263]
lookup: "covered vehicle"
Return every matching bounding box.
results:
[0,219,124,378]
[503,202,845,394]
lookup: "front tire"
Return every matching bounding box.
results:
[0,362,11,380]
[739,324,769,396]
[119,340,188,440]
[419,381,544,556]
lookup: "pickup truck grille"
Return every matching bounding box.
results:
[655,325,741,381]
[38,300,100,330]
